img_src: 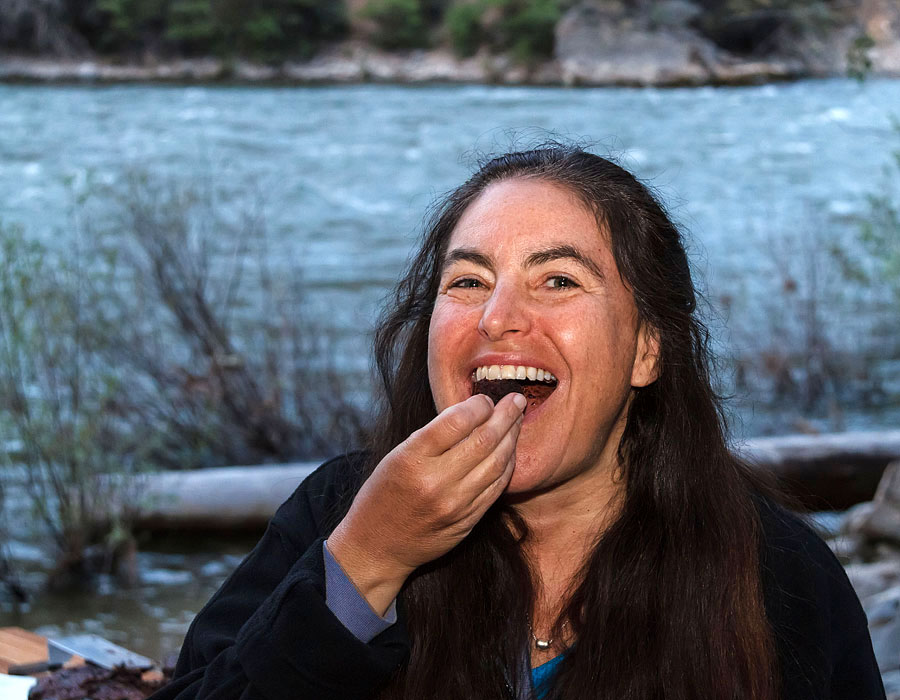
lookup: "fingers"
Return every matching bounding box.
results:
[450,392,525,466]
[459,406,522,493]
[413,394,495,456]
[465,429,519,517]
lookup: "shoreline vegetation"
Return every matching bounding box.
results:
[1,0,899,87]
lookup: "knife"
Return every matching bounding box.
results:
[47,635,154,670]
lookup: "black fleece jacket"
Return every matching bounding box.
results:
[150,452,886,700]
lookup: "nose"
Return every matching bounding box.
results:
[477,281,531,341]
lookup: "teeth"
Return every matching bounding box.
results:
[473,364,557,383]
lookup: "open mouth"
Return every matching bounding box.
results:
[471,365,558,414]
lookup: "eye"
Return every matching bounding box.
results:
[449,277,484,289]
[545,275,579,290]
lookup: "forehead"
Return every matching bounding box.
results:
[447,178,610,259]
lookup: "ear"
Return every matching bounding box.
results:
[631,322,660,388]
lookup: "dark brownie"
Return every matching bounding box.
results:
[29,665,168,700]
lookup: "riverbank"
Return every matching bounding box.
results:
[0,45,805,87]
[4,0,900,87]
[0,39,896,87]
[2,0,899,87]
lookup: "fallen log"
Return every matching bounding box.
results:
[130,462,319,531]
[736,430,900,511]
[129,431,900,531]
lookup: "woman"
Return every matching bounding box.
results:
[152,146,884,700]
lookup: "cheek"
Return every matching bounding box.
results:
[558,311,633,387]
[427,304,466,406]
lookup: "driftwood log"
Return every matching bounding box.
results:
[130,431,900,531]
[129,463,319,531]
[736,430,900,511]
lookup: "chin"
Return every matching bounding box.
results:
[503,450,558,494]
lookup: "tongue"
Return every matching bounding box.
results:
[473,379,555,413]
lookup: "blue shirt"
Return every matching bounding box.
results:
[531,654,565,699]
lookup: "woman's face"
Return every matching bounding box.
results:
[427,178,659,494]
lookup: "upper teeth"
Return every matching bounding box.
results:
[473,365,556,382]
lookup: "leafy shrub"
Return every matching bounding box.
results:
[165,0,217,52]
[0,222,142,585]
[501,0,560,62]
[0,172,369,588]
[445,0,560,62]
[72,0,348,59]
[363,0,429,50]
[209,0,348,60]
[92,0,168,52]
[446,2,483,57]
[847,33,876,83]
[860,119,900,302]
[88,171,369,468]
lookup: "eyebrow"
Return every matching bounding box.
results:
[442,244,605,281]
[442,247,495,273]
[525,244,605,282]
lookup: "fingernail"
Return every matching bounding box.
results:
[511,393,527,411]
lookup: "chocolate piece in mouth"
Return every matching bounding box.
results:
[473,379,556,413]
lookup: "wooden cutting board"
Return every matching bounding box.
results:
[0,628,84,674]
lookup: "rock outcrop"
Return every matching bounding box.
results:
[553,0,900,85]
[832,461,900,696]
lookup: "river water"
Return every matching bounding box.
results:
[1,79,899,660]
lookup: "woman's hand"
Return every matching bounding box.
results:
[326,392,526,616]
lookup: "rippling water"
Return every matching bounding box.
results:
[3,81,900,428]
[1,80,899,659]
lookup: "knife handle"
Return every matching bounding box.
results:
[8,660,62,675]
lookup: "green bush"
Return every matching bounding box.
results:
[165,0,217,52]
[212,0,348,60]
[446,2,483,57]
[363,0,429,50]
[500,0,560,63]
[0,221,141,584]
[445,0,560,62]
[78,0,348,60]
[0,172,370,587]
[93,0,168,52]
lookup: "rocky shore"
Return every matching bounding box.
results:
[828,460,900,699]
[2,0,899,86]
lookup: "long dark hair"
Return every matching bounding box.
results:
[360,146,780,700]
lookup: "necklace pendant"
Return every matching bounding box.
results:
[535,638,551,650]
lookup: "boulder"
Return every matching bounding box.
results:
[865,585,900,672]
[845,560,900,602]
[844,462,900,544]
[555,1,714,85]
[884,668,900,699]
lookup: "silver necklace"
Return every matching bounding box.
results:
[530,621,568,650]
[531,630,553,650]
